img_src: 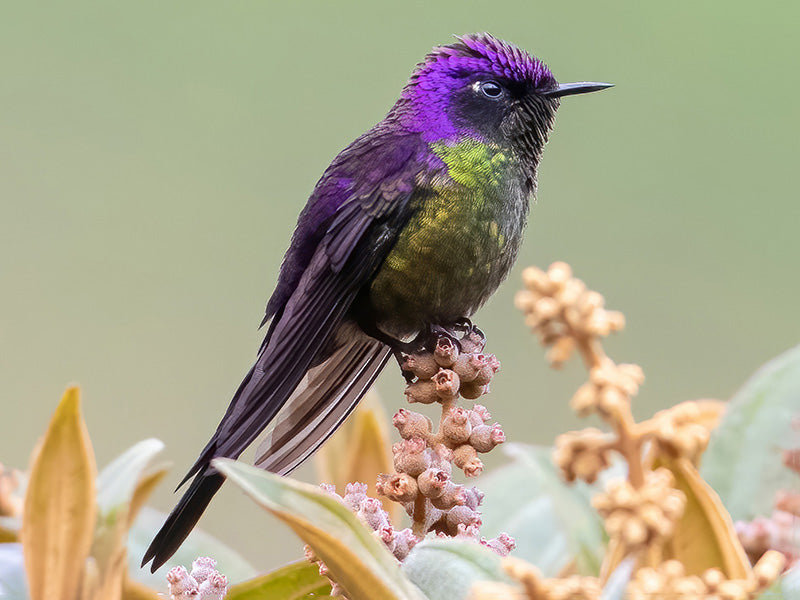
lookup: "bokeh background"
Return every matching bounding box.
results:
[2,0,798,574]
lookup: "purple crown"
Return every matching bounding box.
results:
[411,33,555,90]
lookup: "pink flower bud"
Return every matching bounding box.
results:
[166,566,199,599]
[377,472,418,503]
[391,528,420,561]
[446,505,482,531]
[417,468,449,499]
[433,336,459,367]
[472,354,500,386]
[458,380,488,400]
[462,486,485,510]
[482,532,516,557]
[342,482,369,512]
[452,352,483,382]
[453,444,483,477]
[402,353,439,380]
[357,497,390,531]
[468,405,491,425]
[190,557,217,583]
[433,369,460,401]
[392,438,430,476]
[430,481,466,510]
[459,329,486,354]
[392,408,432,439]
[469,423,505,453]
[198,571,227,600]
[441,407,472,445]
[404,380,438,404]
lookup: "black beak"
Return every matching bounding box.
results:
[543,82,614,98]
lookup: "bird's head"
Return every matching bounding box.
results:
[395,33,611,165]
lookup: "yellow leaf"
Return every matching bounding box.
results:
[316,392,397,520]
[121,572,161,600]
[654,456,751,578]
[22,386,97,600]
[126,467,168,530]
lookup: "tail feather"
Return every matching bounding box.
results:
[141,470,224,571]
[255,330,390,474]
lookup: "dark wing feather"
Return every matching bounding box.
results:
[143,130,427,572]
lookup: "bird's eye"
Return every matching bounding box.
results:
[478,80,504,99]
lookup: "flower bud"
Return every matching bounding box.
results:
[342,482,368,512]
[417,468,449,499]
[472,355,500,386]
[392,438,430,476]
[441,407,472,445]
[459,328,486,354]
[357,497,390,531]
[445,504,481,531]
[433,369,460,401]
[482,532,516,557]
[401,352,439,380]
[469,423,505,453]
[433,336,459,367]
[462,486,485,510]
[459,380,488,400]
[377,473,418,503]
[453,444,483,477]
[166,566,198,599]
[392,408,432,439]
[452,352,483,382]
[430,480,466,510]
[404,380,438,404]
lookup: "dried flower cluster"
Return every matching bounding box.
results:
[471,558,602,600]
[166,557,227,600]
[628,553,786,600]
[388,329,509,548]
[736,434,800,567]
[309,328,513,598]
[593,468,685,550]
[501,261,788,599]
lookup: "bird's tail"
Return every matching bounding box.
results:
[142,324,390,572]
[140,467,224,570]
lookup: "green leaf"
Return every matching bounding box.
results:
[0,544,29,600]
[779,563,800,600]
[478,443,607,576]
[701,344,800,520]
[126,506,258,587]
[91,439,168,599]
[402,539,512,600]
[96,439,166,516]
[226,561,333,600]
[213,458,425,600]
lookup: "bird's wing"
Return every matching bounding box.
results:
[253,322,391,475]
[143,131,428,571]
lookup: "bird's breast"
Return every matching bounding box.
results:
[367,141,529,337]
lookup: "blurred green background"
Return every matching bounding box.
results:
[2,0,798,575]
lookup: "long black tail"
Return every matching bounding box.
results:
[141,324,389,572]
[140,468,224,569]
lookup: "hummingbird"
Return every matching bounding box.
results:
[143,32,611,571]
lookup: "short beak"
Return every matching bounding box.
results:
[543,82,614,98]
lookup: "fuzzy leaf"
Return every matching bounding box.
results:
[478,443,606,576]
[213,458,424,600]
[315,393,397,520]
[702,344,800,520]
[402,539,512,600]
[21,386,97,600]
[92,439,167,600]
[226,561,333,599]
[779,563,800,600]
[0,543,29,600]
[127,506,258,587]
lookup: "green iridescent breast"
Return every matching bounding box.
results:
[367,139,530,337]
